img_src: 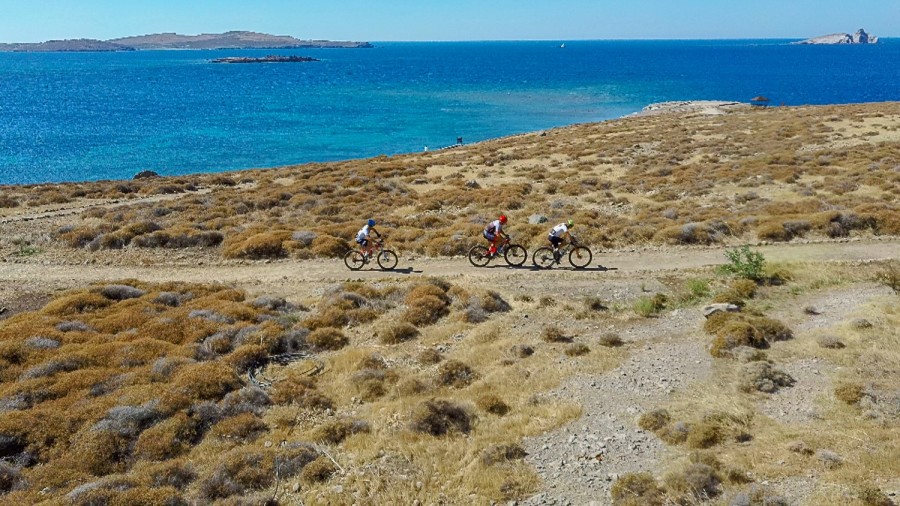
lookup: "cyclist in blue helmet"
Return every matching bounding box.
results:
[356,219,381,257]
[548,219,574,260]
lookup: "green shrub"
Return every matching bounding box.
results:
[719,245,765,281]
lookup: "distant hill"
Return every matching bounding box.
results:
[0,38,132,52]
[0,31,373,52]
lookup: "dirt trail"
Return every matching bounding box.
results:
[0,240,896,294]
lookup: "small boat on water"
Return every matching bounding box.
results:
[560,43,565,48]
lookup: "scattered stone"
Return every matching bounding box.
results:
[529,214,548,225]
[464,180,480,189]
[850,318,873,329]
[703,303,741,318]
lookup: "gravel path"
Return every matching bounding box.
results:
[522,308,712,505]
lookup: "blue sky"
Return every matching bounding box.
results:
[2,0,897,42]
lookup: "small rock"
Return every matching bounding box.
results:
[529,214,548,224]
[703,303,740,318]
[291,482,300,493]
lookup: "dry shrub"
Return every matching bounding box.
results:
[42,292,113,315]
[663,463,722,501]
[410,399,473,436]
[756,222,791,242]
[306,327,348,351]
[68,429,132,475]
[199,449,274,500]
[222,230,290,259]
[0,461,25,494]
[476,394,510,416]
[727,279,758,300]
[685,420,722,449]
[133,413,197,460]
[169,361,242,403]
[856,485,893,506]
[437,360,478,388]
[300,456,337,484]
[565,343,590,356]
[638,409,671,432]
[380,322,419,344]
[417,348,443,364]
[141,460,197,489]
[226,344,269,374]
[598,333,624,347]
[310,235,348,258]
[816,335,845,349]
[482,443,527,465]
[737,362,795,393]
[834,382,865,405]
[541,325,569,343]
[511,344,534,358]
[271,375,333,410]
[657,421,691,445]
[403,284,451,326]
[312,419,371,444]
[209,413,267,442]
[352,368,398,402]
[610,472,664,506]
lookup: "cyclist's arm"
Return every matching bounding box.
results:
[372,228,382,238]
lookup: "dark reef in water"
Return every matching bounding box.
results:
[211,55,320,64]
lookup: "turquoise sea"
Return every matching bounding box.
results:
[1,40,898,185]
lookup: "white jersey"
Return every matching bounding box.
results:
[485,219,503,235]
[356,225,371,241]
[549,223,568,238]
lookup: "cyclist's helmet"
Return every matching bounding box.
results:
[368,219,376,227]
[567,219,574,227]
[499,215,508,224]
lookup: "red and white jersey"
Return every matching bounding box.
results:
[485,219,503,234]
[549,223,568,237]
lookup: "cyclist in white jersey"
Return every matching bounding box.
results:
[483,215,508,256]
[548,219,574,260]
[356,219,381,257]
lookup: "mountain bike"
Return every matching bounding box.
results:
[343,240,399,270]
[532,236,592,269]
[468,236,528,267]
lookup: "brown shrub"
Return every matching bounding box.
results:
[610,472,664,506]
[565,343,590,356]
[417,348,443,364]
[310,235,348,258]
[663,463,722,501]
[598,333,624,347]
[402,295,449,327]
[133,414,197,461]
[476,394,510,416]
[756,222,790,242]
[300,456,337,484]
[541,325,569,343]
[271,375,333,410]
[170,361,242,401]
[482,443,527,466]
[685,420,723,449]
[834,382,865,405]
[638,409,671,432]
[42,292,113,316]
[657,421,691,444]
[380,322,419,344]
[312,419,371,445]
[306,327,348,351]
[816,335,845,349]
[209,413,268,442]
[199,449,274,500]
[437,360,478,388]
[410,399,473,436]
[223,231,290,259]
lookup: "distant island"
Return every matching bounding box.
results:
[0,31,373,52]
[795,28,878,45]
[211,55,320,64]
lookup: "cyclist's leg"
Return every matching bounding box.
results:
[549,236,563,259]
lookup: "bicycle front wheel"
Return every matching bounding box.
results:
[377,250,399,270]
[532,247,556,269]
[569,246,592,269]
[468,245,492,267]
[343,251,366,270]
[504,244,528,266]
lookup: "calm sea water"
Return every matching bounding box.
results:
[1,40,898,185]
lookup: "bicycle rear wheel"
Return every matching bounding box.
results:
[468,245,492,267]
[377,250,399,270]
[569,246,592,269]
[504,244,528,266]
[532,247,556,269]
[343,251,366,270]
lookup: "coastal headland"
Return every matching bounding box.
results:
[0,102,898,504]
[0,31,373,52]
